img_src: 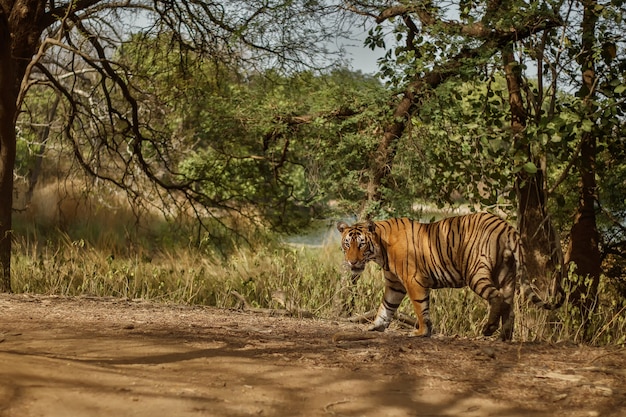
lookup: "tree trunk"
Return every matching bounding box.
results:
[503,45,563,293]
[564,0,602,327]
[0,1,48,293]
[565,132,601,304]
[0,10,17,293]
[515,164,563,287]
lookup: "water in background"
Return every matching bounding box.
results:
[285,219,351,248]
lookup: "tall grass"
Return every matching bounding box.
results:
[11,228,626,345]
[11,231,350,315]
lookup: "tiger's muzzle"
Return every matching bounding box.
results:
[343,258,366,275]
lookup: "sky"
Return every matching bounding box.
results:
[338,33,384,75]
[124,9,386,76]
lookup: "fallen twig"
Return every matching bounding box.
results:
[323,398,351,415]
[229,290,313,318]
[332,331,379,343]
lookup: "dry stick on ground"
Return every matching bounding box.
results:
[323,399,351,415]
[331,331,380,344]
[586,347,626,365]
[229,290,313,318]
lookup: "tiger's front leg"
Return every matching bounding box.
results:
[369,276,407,332]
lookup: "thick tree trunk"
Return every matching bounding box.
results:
[503,45,562,293]
[515,165,563,291]
[0,1,48,292]
[565,132,601,306]
[0,11,17,293]
[565,0,602,324]
[0,111,15,294]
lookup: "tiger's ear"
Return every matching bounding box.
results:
[366,220,376,233]
[337,221,350,233]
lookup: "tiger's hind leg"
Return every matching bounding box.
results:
[482,293,515,340]
[498,279,516,341]
[478,265,516,341]
[483,293,505,337]
[468,268,508,338]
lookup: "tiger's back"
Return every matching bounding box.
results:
[377,214,517,289]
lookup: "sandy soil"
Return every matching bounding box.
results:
[1,293,625,417]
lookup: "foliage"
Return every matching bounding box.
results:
[119,34,391,226]
[399,77,513,208]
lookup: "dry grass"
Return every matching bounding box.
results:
[11,232,626,345]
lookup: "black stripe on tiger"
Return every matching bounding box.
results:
[337,212,564,341]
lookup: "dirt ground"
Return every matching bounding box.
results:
[1,294,625,417]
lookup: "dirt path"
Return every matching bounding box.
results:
[1,294,625,416]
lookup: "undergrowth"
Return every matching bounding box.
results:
[10,229,626,346]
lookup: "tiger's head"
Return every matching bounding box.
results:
[336,220,378,275]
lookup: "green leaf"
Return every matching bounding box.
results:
[522,162,538,174]
[581,119,594,132]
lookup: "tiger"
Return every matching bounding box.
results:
[336,212,563,341]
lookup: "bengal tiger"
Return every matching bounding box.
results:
[337,212,563,341]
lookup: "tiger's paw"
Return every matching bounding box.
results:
[368,323,387,332]
[409,321,432,338]
[409,328,431,338]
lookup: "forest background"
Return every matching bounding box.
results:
[1,0,625,345]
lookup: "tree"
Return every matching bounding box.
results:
[0,0,349,292]
[497,0,564,293]
[346,2,564,294]
[344,0,626,314]
[521,0,626,329]
[564,0,603,328]
[303,0,565,318]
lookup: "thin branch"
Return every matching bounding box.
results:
[351,1,562,39]
[547,139,584,195]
